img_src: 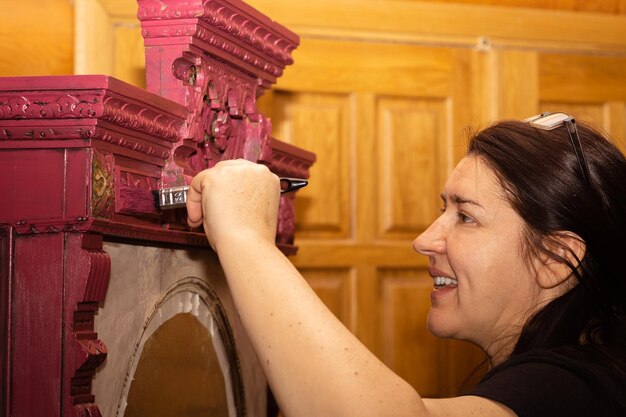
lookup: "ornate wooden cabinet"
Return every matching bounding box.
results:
[0,1,314,416]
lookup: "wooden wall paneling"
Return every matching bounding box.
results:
[539,54,626,103]
[0,0,73,76]
[246,0,626,53]
[262,36,486,396]
[270,91,352,239]
[268,38,459,243]
[376,97,449,240]
[406,0,626,14]
[490,50,539,120]
[378,268,444,397]
[71,0,626,403]
[74,0,115,77]
[87,0,626,20]
[354,93,378,243]
[606,102,626,153]
[539,101,626,155]
[75,0,144,88]
[274,39,453,96]
[450,49,486,162]
[113,22,146,89]
[539,53,626,154]
[355,266,383,359]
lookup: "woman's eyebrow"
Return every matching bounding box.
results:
[441,192,484,209]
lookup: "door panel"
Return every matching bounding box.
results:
[379,268,445,397]
[376,97,450,239]
[72,0,626,401]
[260,38,486,396]
[269,92,352,239]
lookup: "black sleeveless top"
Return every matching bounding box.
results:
[469,348,625,417]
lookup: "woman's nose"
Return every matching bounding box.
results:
[413,219,446,256]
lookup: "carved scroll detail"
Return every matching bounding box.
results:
[0,94,101,119]
[158,52,275,180]
[74,402,103,417]
[101,94,183,143]
[71,235,111,415]
[0,91,185,148]
[98,130,171,161]
[92,151,115,219]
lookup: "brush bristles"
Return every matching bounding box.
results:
[117,186,160,215]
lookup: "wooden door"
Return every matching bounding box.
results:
[72,0,626,402]
[257,39,486,397]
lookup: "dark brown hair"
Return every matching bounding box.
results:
[467,119,626,376]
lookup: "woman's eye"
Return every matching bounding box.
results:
[457,212,474,224]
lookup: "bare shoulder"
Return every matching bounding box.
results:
[422,396,517,417]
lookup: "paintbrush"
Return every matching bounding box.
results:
[117,178,308,215]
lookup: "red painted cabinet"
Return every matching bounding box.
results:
[0,1,314,416]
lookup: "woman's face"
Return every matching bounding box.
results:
[413,156,543,358]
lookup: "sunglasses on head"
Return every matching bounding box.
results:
[525,112,592,186]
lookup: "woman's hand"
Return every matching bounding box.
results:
[186,159,281,251]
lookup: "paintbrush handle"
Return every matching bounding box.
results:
[157,178,308,210]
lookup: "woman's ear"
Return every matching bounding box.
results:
[537,231,586,290]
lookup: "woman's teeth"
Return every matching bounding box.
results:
[433,276,458,288]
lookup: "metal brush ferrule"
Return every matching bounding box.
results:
[158,185,190,209]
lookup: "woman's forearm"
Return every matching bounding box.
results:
[214,232,427,417]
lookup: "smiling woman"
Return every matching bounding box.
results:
[186,114,626,417]
[457,118,626,416]
[413,155,544,363]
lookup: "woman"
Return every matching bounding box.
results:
[186,113,626,417]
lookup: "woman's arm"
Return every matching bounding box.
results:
[186,159,514,417]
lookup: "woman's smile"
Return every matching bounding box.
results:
[413,156,545,359]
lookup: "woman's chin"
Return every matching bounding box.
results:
[427,310,458,339]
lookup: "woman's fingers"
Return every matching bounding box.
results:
[186,170,207,229]
[185,159,281,247]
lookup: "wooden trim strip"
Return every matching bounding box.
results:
[243,0,626,54]
[96,0,626,53]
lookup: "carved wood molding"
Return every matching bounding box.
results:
[0,74,313,251]
[0,82,186,150]
[68,233,111,415]
[0,80,314,249]
[0,2,313,417]
[135,0,303,186]
[133,1,315,241]
[138,0,298,74]
[266,137,316,179]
